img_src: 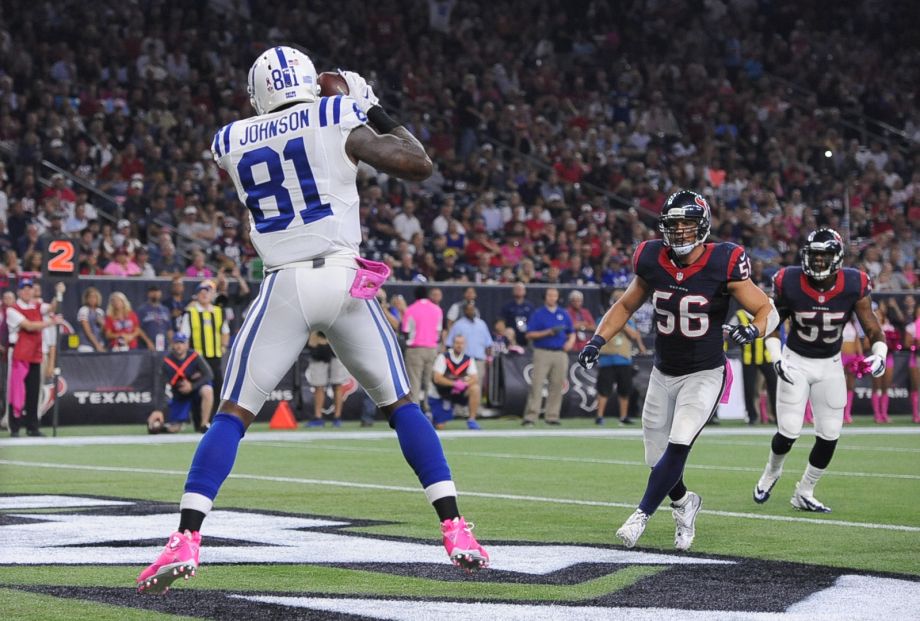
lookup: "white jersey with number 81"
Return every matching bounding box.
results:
[212,95,368,269]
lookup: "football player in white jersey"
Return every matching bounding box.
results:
[137,46,488,594]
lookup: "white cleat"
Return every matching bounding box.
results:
[616,509,650,548]
[753,473,780,504]
[790,483,832,513]
[671,491,702,552]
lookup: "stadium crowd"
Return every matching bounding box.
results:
[0,0,916,294]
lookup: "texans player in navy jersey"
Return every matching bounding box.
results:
[579,190,779,551]
[754,228,886,513]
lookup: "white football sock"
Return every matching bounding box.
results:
[798,464,825,495]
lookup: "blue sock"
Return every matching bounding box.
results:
[184,413,246,500]
[639,443,691,515]
[390,402,452,487]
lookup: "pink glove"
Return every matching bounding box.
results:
[451,380,468,395]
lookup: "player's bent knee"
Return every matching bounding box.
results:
[771,432,796,455]
[216,400,257,428]
[380,395,415,417]
[809,436,838,469]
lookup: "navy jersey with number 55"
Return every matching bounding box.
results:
[634,240,751,376]
[772,266,870,358]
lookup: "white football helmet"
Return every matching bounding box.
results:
[247,46,319,115]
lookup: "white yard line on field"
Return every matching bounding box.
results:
[1,459,918,533]
[255,442,920,481]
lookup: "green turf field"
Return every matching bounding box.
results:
[1,417,919,619]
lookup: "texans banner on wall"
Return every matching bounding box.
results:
[53,351,369,425]
[56,351,160,425]
[498,351,654,419]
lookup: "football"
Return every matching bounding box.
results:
[318,72,349,96]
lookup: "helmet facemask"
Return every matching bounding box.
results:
[801,229,844,280]
[660,216,708,256]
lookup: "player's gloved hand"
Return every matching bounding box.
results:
[451,380,468,395]
[338,70,379,112]
[862,354,886,378]
[773,360,796,385]
[724,323,760,345]
[577,334,606,370]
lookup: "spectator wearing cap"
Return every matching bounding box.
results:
[41,173,76,211]
[103,246,141,276]
[177,205,209,255]
[434,248,467,281]
[147,332,214,434]
[178,279,229,421]
[523,287,574,426]
[401,285,444,410]
[6,277,62,437]
[105,291,151,351]
[137,285,172,351]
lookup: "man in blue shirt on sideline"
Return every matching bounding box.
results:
[522,287,574,426]
[446,302,493,377]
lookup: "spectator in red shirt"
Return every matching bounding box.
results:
[104,291,151,351]
[566,290,597,351]
[464,221,500,266]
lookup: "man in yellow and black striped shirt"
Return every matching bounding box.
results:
[178,280,229,430]
[726,309,777,425]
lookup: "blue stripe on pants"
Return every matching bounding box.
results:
[368,300,410,391]
[365,300,406,397]
[226,273,278,403]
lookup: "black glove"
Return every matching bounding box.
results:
[577,334,606,370]
[725,323,760,345]
[550,324,565,335]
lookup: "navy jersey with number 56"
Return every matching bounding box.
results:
[772,266,870,358]
[634,240,751,376]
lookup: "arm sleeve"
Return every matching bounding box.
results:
[191,356,214,391]
[6,307,24,332]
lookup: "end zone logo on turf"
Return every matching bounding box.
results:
[2,495,919,620]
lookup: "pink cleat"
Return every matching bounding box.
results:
[136,530,200,594]
[441,517,489,572]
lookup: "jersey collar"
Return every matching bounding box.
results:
[657,243,715,282]
[799,271,845,303]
